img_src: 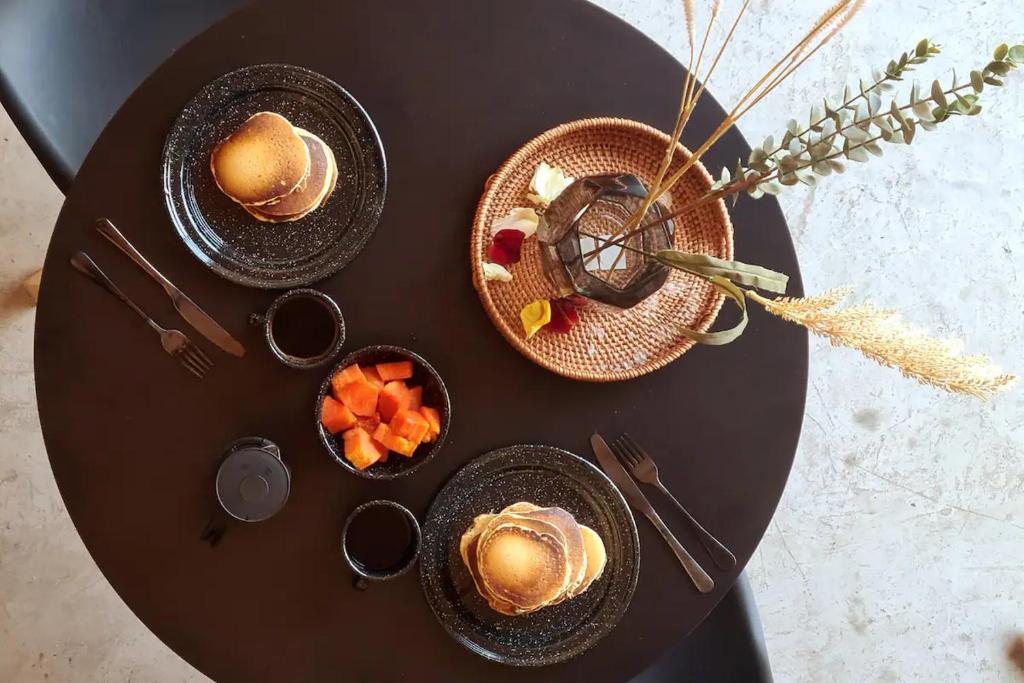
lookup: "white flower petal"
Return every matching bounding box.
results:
[482,262,513,282]
[490,207,539,238]
[528,162,574,206]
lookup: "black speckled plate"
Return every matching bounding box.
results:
[420,445,640,667]
[162,64,387,289]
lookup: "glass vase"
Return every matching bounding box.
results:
[537,174,674,309]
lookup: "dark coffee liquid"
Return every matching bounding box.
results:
[271,296,335,359]
[345,505,414,573]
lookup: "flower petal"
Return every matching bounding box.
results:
[482,262,513,282]
[528,162,574,206]
[490,207,539,238]
[520,299,552,339]
[487,229,526,265]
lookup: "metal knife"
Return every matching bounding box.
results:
[96,218,245,358]
[591,433,714,593]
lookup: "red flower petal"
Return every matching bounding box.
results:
[488,229,526,266]
[544,297,581,334]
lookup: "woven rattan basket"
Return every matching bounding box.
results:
[471,118,734,382]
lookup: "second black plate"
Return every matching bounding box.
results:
[420,445,640,667]
[162,63,387,289]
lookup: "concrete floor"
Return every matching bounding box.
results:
[1,1,1022,681]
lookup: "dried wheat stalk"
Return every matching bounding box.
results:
[747,289,1016,399]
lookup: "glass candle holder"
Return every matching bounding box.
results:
[537,174,674,309]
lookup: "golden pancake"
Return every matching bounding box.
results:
[508,507,587,601]
[477,519,570,611]
[210,111,310,206]
[244,129,337,222]
[457,502,606,616]
[576,525,607,594]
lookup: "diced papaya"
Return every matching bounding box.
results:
[331,364,365,399]
[356,414,381,434]
[320,395,357,434]
[376,360,414,381]
[372,423,416,457]
[336,379,380,417]
[343,427,386,470]
[362,366,386,389]
[378,380,411,421]
[390,409,430,445]
[407,385,423,411]
[419,406,442,443]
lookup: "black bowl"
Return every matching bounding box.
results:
[316,345,450,479]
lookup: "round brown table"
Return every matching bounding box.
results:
[34,1,807,681]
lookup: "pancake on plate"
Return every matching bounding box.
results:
[244,128,338,223]
[458,501,606,616]
[210,111,311,206]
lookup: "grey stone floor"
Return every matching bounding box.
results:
[1,1,1022,681]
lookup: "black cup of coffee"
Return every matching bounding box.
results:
[341,500,422,589]
[250,288,345,369]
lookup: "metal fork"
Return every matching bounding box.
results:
[70,252,213,379]
[612,434,736,571]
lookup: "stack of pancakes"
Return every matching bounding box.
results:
[459,502,607,616]
[210,111,338,223]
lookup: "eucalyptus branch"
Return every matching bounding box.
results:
[583,41,1022,260]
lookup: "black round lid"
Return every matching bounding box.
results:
[216,444,290,522]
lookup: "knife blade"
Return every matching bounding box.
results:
[591,433,714,593]
[97,218,246,357]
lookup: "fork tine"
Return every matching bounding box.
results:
[188,343,213,369]
[618,435,645,466]
[612,435,640,467]
[177,350,207,378]
[608,438,634,470]
[621,433,649,462]
[183,344,212,372]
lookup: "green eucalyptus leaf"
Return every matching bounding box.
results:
[779,172,799,186]
[762,135,775,152]
[812,162,833,176]
[994,43,1009,61]
[786,118,801,135]
[880,127,894,142]
[761,181,783,195]
[931,80,947,107]
[970,70,985,93]
[827,159,846,174]
[890,101,909,130]
[904,119,916,144]
[987,61,1011,76]
[919,119,937,131]
[865,141,884,157]
[1010,45,1024,62]
[915,38,930,58]
[912,100,935,121]
[983,76,1004,87]
[968,105,982,116]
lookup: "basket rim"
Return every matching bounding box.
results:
[470,117,735,382]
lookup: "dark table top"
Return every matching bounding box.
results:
[34,1,807,681]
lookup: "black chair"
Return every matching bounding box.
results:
[0,2,773,680]
[0,0,244,192]
[631,573,773,682]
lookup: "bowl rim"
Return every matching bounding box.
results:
[315,344,451,480]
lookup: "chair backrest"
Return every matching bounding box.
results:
[631,573,773,682]
[0,0,244,192]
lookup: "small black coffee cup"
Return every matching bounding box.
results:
[341,500,422,589]
[250,288,345,369]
